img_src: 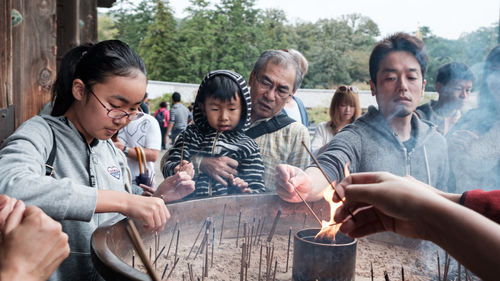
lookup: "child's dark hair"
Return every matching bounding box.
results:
[51,40,146,116]
[197,75,241,105]
[436,62,475,86]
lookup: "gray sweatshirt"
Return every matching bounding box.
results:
[0,115,128,281]
[315,106,449,191]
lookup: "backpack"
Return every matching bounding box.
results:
[155,110,165,126]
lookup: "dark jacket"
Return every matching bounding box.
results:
[315,106,450,191]
[163,70,265,198]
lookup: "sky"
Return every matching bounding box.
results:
[162,0,500,40]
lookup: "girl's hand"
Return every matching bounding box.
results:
[174,161,194,178]
[124,195,170,231]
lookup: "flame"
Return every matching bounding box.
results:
[314,162,350,242]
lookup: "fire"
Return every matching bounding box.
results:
[314,163,350,242]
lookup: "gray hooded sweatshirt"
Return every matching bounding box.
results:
[315,106,449,191]
[0,115,128,281]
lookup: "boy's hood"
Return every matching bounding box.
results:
[193,70,252,132]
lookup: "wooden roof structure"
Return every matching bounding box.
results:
[0,0,116,144]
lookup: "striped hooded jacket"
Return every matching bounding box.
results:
[162,70,265,198]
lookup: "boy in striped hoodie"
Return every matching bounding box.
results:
[162,70,265,199]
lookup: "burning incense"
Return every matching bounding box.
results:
[258,245,263,281]
[204,228,209,277]
[257,217,266,245]
[285,227,291,272]
[161,263,169,279]
[272,260,277,281]
[291,185,322,226]
[301,141,355,220]
[153,245,165,265]
[401,265,405,281]
[219,203,226,245]
[240,242,246,281]
[187,219,207,260]
[132,250,135,268]
[254,218,261,246]
[383,270,390,281]
[175,228,180,261]
[211,226,215,267]
[236,210,242,247]
[267,210,281,243]
[370,262,373,281]
[188,263,194,281]
[436,250,441,281]
[165,221,179,261]
[125,219,161,281]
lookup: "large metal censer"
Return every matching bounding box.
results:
[91,194,330,281]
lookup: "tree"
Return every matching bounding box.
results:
[97,13,118,41]
[109,0,155,52]
[138,0,180,81]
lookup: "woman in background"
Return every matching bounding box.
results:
[311,85,361,156]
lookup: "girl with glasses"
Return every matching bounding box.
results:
[0,40,193,281]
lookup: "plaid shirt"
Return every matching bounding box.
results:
[251,118,311,192]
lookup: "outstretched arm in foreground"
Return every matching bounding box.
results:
[334,172,500,281]
[0,196,70,281]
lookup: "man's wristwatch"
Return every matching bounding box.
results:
[123,145,129,157]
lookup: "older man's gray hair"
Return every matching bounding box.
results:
[252,50,303,92]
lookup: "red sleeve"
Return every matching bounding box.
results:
[165,110,170,125]
[461,189,500,224]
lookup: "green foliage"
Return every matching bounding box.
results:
[149,93,173,113]
[102,0,496,92]
[138,0,180,81]
[97,13,118,40]
[422,23,498,91]
[307,106,329,124]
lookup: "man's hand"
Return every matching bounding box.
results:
[155,172,195,202]
[0,205,70,281]
[334,172,444,240]
[200,156,238,186]
[275,164,313,203]
[174,160,195,178]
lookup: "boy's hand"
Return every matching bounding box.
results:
[229,175,250,193]
[174,160,194,178]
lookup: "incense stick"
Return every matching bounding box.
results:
[219,203,226,245]
[301,141,356,220]
[236,210,242,247]
[267,210,281,243]
[290,184,322,226]
[175,228,180,261]
[285,227,291,272]
[165,221,178,261]
[125,219,161,281]
[187,219,207,259]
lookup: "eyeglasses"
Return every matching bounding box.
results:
[337,85,359,93]
[87,86,144,121]
[254,75,292,98]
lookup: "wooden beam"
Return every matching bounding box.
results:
[12,0,57,127]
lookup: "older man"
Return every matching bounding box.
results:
[276,33,450,203]
[197,50,310,191]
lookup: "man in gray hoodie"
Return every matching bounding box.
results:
[276,32,449,203]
